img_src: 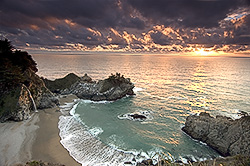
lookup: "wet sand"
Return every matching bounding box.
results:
[0,94,81,166]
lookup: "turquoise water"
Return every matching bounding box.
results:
[34,53,250,164]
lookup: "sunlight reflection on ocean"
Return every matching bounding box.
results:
[34,53,250,163]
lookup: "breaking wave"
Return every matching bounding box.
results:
[58,115,135,166]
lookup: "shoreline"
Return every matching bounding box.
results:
[1,93,249,166]
[0,94,81,166]
[31,94,80,166]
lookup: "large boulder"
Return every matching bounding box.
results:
[182,112,250,156]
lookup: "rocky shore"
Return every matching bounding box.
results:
[182,112,250,157]
[1,39,250,166]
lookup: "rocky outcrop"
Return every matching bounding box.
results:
[0,39,58,122]
[182,112,250,156]
[23,69,59,110]
[42,73,81,93]
[25,160,65,166]
[0,69,59,122]
[68,73,135,101]
[44,73,135,101]
[81,73,93,83]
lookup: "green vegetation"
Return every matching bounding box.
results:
[26,160,41,166]
[0,86,21,121]
[99,73,130,93]
[0,39,38,89]
[25,160,65,166]
[0,39,38,121]
[42,73,81,93]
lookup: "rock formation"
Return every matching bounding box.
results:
[45,73,135,101]
[0,39,58,122]
[71,73,135,101]
[182,112,250,156]
[42,73,81,93]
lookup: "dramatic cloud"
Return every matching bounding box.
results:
[0,0,250,53]
[128,0,248,28]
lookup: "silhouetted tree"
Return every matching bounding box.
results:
[0,38,37,72]
[0,39,13,54]
[0,39,38,90]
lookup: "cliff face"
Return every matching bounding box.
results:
[23,69,59,109]
[0,39,58,122]
[182,112,250,156]
[0,69,59,122]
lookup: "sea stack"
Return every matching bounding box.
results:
[44,72,135,101]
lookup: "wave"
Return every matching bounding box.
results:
[89,127,104,137]
[133,87,144,93]
[81,99,113,104]
[218,108,248,120]
[58,115,136,166]
[58,114,216,165]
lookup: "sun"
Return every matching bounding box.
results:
[194,48,217,56]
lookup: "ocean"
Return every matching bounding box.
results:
[33,53,250,165]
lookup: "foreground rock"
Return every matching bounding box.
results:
[0,39,58,122]
[45,73,135,101]
[136,155,250,166]
[23,160,65,166]
[182,112,250,156]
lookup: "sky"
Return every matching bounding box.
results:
[1,0,250,54]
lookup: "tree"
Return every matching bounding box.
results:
[0,39,13,54]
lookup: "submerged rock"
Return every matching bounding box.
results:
[129,114,147,120]
[118,110,153,122]
[182,112,250,156]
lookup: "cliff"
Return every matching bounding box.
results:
[0,39,58,122]
[182,112,250,157]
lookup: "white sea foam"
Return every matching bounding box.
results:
[118,110,153,122]
[89,127,104,137]
[69,102,79,115]
[217,108,249,120]
[58,114,215,165]
[60,102,75,110]
[133,87,144,93]
[81,99,113,104]
[58,115,136,166]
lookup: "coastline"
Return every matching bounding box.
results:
[31,94,80,166]
[0,94,81,166]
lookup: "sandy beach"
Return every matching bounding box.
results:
[0,94,81,166]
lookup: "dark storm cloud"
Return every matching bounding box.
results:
[0,0,144,29]
[127,0,248,28]
[0,0,250,52]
